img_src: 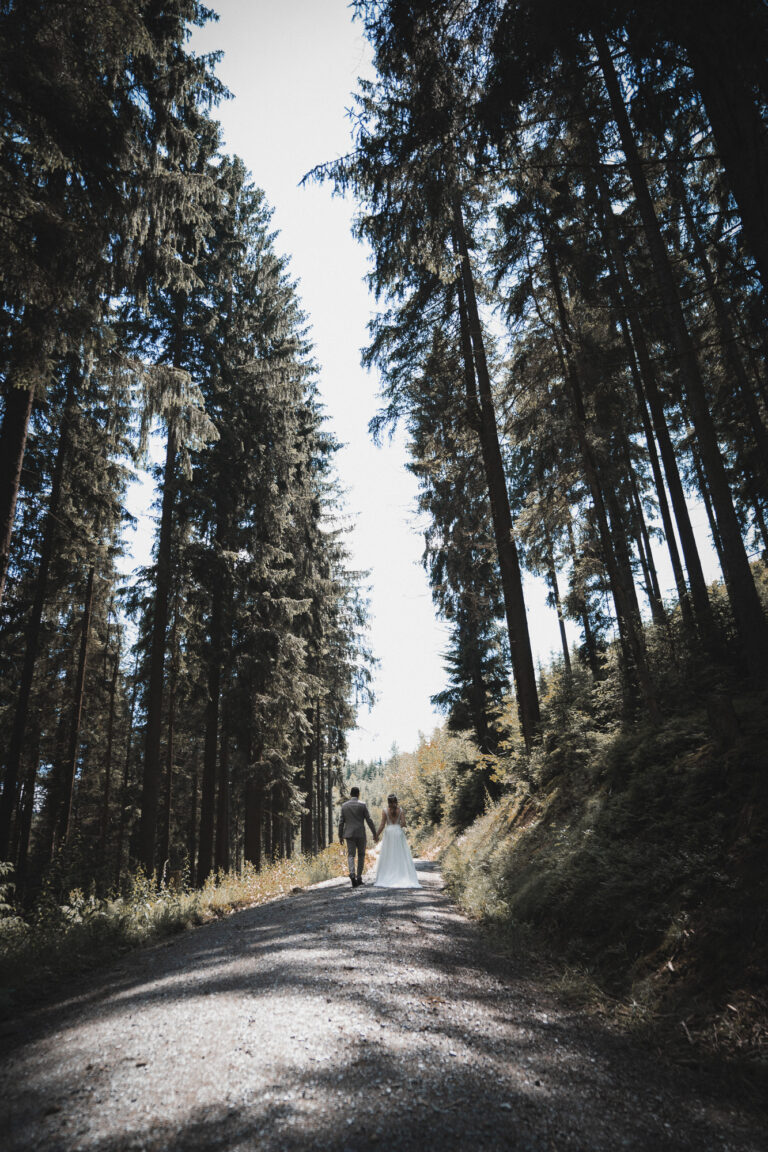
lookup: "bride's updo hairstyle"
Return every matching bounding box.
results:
[387,793,398,807]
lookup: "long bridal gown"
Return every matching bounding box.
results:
[374,811,421,888]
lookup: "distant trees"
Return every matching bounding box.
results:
[0,4,372,892]
[325,0,767,750]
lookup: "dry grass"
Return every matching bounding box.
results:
[0,844,347,1015]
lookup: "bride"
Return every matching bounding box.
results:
[374,793,421,888]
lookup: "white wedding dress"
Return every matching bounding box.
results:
[374,811,421,888]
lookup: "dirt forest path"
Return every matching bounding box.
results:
[0,861,764,1152]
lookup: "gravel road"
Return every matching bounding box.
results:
[0,860,764,1151]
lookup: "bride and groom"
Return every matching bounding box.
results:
[338,787,421,889]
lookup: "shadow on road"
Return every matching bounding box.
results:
[1,861,765,1152]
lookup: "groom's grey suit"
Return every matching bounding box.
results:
[338,798,377,881]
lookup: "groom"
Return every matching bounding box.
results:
[338,786,378,888]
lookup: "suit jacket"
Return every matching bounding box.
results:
[338,798,376,842]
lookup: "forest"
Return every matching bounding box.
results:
[315,0,767,1051]
[1,0,767,1049]
[0,0,373,921]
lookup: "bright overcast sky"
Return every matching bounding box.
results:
[121,0,720,762]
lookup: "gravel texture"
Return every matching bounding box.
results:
[0,860,765,1151]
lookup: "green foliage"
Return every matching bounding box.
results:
[344,757,391,813]
[0,861,25,941]
[437,667,768,1055]
[0,108,372,891]
[380,726,500,833]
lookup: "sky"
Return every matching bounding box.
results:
[125,0,721,763]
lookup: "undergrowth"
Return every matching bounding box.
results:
[0,843,346,1014]
[398,659,768,1065]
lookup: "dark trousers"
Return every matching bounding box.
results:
[345,835,366,878]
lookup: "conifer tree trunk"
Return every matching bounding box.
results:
[327,759,334,848]
[301,737,315,854]
[453,200,540,747]
[59,565,96,847]
[615,302,693,626]
[604,484,647,631]
[751,489,768,557]
[159,620,177,879]
[115,651,139,889]
[264,788,273,859]
[691,442,728,576]
[138,420,178,875]
[595,31,768,676]
[244,769,263,871]
[631,505,661,624]
[578,93,709,637]
[214,721,230,873]
[43,709,70,863]
[15,724,40,882]
[547,562,572,674]
[0,383,35,608]
[680,18,768,293]
[234,804,241,874]
[621,437,666,625]
[99,641,120,863]
[0,376,75,857]
[675,174,768,492]
[315,701,326,849]
[197,579,223,885]
[272,792,282,860]
[566,516,601,679]
[581,608,600,678]
[188,749,199,887]
[544,244,661,721]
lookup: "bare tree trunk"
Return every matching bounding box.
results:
[214,720,230,874]
[188,749,199,887]
[751,488,768,558]
[158,616,177,881]
[244,766,263,871]
[115,651,139,889]
[198,518,229,885]
[315,701,326,850]
[675,170,768,494]
[0,383,35,607]
[301,735,315,854]
[575,87,707,637]
[327,756,334,848]
[545,243,661,721]
[139,420,178,875]
[566,521,601,678]
[595,31,768,676]
[547,562,572,674]
[453,203,540,746]
[264,784,273,860]
[680,14,768,293]
[59,565,95,846]
[197,586,222,885]
[691,442,727,576]
[621,437,666,625]
[99,622,120,865]
[271,791,282,860]
[0,374,75,857]
[15,722,41,883]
